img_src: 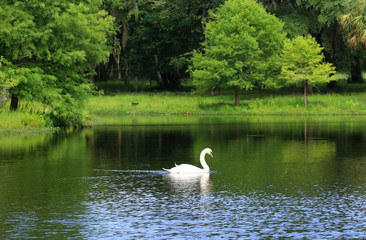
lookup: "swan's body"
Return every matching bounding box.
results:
[163,148,213,174]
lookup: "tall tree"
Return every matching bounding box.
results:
[95,0,225,90]
[190,0,284,106]
[126,0,205,89]
[280,36,336,107]
[99,0,140,85]
[0,0,113,126]
[339,0,366,83]
[303,0,364,83]
[340,0,366,49]
[260,0,363,84]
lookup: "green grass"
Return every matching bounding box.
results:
[0,110,45,128]
[0,108,56,135]
[86,93,233,115]
[86,92,366,118]
[3,91,366,133]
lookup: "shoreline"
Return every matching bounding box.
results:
[86,93,366,116]
[0,127,59,136]
[2,92,366,134]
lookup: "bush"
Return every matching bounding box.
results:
[21,113,46,128]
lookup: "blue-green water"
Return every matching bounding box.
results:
[1,116,366,239]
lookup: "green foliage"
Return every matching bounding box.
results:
[280,36,336,107]
[280,36,336,87]
[190,0,285,103]
[117,0,215,88]
[339,0,366,50]
[1,59,57,101]
[258,0,361,80]
[278,12,309,38]
[0,58,19,89]
[300,0,346,27]
[0,0,114,127]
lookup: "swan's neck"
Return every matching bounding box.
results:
[200,151,210,172]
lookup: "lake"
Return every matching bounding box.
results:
[1,116,366,239]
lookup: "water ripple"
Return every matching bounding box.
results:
[78,172,366,239]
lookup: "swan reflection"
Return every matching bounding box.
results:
[163,172,212,195]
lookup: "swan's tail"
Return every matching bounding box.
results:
[163,163,179,173]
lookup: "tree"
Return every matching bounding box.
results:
[279,36,336,107]
[339,0,366,83]
[0,58,18,90]
[339,0,366,50]
[126,0,209,89]
[0,0,114,126]
[259,0,365,85]
[190,0,284,106]
[95,0,225,90]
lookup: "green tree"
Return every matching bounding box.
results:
[0,58,18,89]
[340,0,366,50]
[0,0,113,126]
[339,0,366,83]
[299,0,363,83]
[126,0,210,89]
[96,0,225,90]
[280,36,336,107]
[190,0,284,106]
[99,0,138,84]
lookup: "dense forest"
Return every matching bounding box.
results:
[95,0,365,88]
[1,0,365,126]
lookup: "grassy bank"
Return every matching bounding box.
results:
[0,109,56,135]
[2,92,366,133]
[86,92,366,117]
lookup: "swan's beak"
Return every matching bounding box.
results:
[209,152,213,158]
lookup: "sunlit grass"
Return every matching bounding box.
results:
[0,107,53,135]
[3,92,366,133]
[86,92,366,117]
[87,93,235,115]
[0,110,23,129]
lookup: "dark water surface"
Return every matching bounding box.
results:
[1,116,366,239]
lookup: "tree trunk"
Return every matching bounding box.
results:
[124,58,129,87]
[154,55,164,85]
[304,81,308,108]
[10,94,19,111]
[109,63,114,80]
[271,0,277,9]
[306,82,313,94]
[201,0,208,43]
[134,76,138,92]
[121,21,129,82]
[117,64,122,80]
[292,84,296,94]
[112,36,121,81]
[350,56,362,82]
[89,63,96,82]
[235,86,240,106]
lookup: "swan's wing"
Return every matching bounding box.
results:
[163,164,204,174]
[162,163,179,172]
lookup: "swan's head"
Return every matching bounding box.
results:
[204,148,213,158]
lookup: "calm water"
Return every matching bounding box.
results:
[1,116,366,239]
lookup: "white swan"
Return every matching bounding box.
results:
[163,148,213,174]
